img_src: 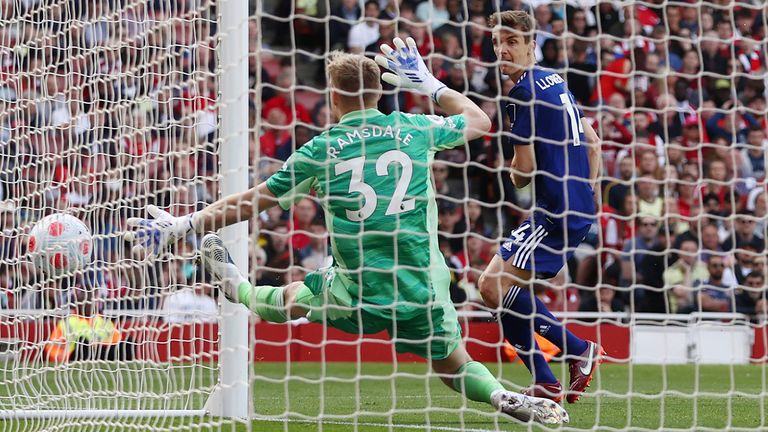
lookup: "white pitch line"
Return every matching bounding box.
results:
[251,416,505,432]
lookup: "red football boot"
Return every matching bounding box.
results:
[567,341,605,403]
[523,381,564,403]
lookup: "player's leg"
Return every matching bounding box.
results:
[431,343,501,404]
[431,344,568,424]
[200,234,305,322]
[478,224,603,403]
[408,310,568,425]
[478,254,562,397]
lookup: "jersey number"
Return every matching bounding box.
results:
[509,224,530,243]
[334,150,416,221]
[559,93,584,146]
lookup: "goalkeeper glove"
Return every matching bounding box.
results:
[375,37,448,103]
[124,205,197,257]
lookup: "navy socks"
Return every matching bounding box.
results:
[499,286,589,383]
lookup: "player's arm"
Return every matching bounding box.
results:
[581,117,601,191]
[192,182,278,232]
[375,37,491,140]
[510,144,534,188]
[434,89,491,140]
[123,183,278,257]
[126,143,315,257]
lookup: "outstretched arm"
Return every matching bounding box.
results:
[436,89,492,141]
[375,37,491,140]
[192,182,277,232]
[125,182,277,257]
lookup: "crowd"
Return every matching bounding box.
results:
[0,0,766,322]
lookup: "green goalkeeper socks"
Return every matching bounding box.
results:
[452,361,505,405]
[237,282,288,323]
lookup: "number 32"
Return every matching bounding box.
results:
[334,150,416,221]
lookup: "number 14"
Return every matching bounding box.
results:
[560,92,584,146]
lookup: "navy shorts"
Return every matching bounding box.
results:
[498,214,592,279]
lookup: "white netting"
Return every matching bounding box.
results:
[0,0,220,422]
[2,0,768,430]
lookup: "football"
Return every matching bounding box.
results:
[28,213,93,277]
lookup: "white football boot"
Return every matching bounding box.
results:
[491,389,570,425]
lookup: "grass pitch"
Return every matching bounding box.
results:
[1,362,766,431]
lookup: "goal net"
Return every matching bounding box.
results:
[1,0,768,430]
[0,0,223,423]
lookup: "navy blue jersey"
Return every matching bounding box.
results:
[506,66,595,228]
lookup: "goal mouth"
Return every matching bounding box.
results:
[2,0,767,429]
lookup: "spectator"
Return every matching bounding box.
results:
[723,210,765,253]
[739,127,767,181]
[621,215,661,288]
[700,223,723,262]
[673,204,707,254]
[416,0,450,31]
[692,254,734,313]
[598,111,633,174]
[329,0,361,50]
[300,222,332,271]
[636,175,663,217]
[162,284,217,324]
[43,287,129,363]
[701,158,738,215]
[591,286,625,313]
[566,41,597,106]
[677,115,706,162]
[264,225,293,282]
[262,70,312,125]
[706,100,760,144]
[253,248,279,287]
[365,19,398,57]
[438,236,469,307]
[735,271,767,320]
[464,15,495,63]
[290,198,320,251]
[260,108,291,160]
[746,186,767,236]
[604,155,634,212]
[664,238,709,313]
[590,52,633,105]
[732,242,758,285]
[348,1,381,54]
[539,38,564,70]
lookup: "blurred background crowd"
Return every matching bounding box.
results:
[0,0,767,322]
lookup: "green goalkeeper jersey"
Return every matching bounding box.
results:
[266,108,466,320]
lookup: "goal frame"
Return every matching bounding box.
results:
[0,0,250,421]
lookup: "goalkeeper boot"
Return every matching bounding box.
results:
[490,389,569,425]
[567,341,605,403]
[523,381,564,403]
[201,234,246,302]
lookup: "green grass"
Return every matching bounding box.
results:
[1,362,767,431]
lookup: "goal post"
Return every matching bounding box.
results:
[204,0,250,419]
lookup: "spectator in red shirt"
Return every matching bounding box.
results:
[290,198,319,251]
[591,55,633,105]
[262,70,312,126]
[259,108,291,159]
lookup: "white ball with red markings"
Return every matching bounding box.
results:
[28,214,93,276]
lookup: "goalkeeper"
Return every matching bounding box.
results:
[125,39,567,425]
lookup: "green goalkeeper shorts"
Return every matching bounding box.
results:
[299,266,462,360]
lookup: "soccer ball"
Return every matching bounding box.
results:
[28,213,93,277]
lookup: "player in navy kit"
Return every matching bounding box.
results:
[478,10,605,404]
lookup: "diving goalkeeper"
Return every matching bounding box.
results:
[125,38,567,425]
